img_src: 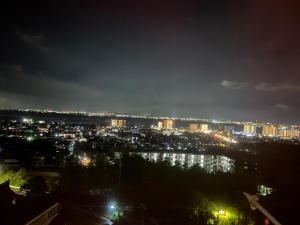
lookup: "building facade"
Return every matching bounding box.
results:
[244,123,256,135]
[163,119,175,129]
[190,124,199,132]
[199,124,208,133]
[262,124,278,137]
[111,119,126,128]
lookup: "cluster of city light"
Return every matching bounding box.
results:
[257,184,273,196]
[137,152,234,173]
[26,136,34,142]
[0,108,248,125]
[2,107,300,134]
[79,155,92,167]
[22,118,33,123]
[214,133,237,144]
[243,122,300,139]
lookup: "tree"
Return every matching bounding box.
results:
[0,169,29,188]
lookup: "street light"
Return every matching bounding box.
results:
[108,201,117,211]
[108,201,124,221]
[218,209,225,215]
[212,208,228,219]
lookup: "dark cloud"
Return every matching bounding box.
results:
[16,31,50,53]
[0,66,104,111]
[254,83,300,92]
[220,80,300,92]
[0,0,300,123]
[220,80,248,89]
[276,103,290,110]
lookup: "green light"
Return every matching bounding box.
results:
[210,205,242,224]
[26,136,34,141]
[192,198,254,225]
[257,184,273,196]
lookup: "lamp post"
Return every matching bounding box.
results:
[108,201,120,220]
[118,153,122,185]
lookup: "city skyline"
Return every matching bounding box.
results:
[1,107,299,126]
[1,2,300,225]
[1,1,300,123]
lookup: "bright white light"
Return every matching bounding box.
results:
[219,210,225,215]
[26,136,33,141]
[108,201,117,211]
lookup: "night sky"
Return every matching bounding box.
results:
[1,0,300,123]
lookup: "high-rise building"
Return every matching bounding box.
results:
[278,128,288,137]
[117,119,126,128]
[190,124,199,132]
[244,123,256,135]
[111,119,118,127]
[199,124,208,133]
[111,119,126,128]
[287,127,300,138]
[262,124,278,137]
[157,122,163,130]
[279,126,300,138]
[163,119,175,129]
